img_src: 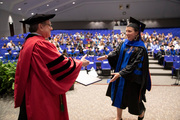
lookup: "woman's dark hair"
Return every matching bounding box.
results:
[127,23,139,32]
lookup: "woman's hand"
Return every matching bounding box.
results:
[97,55,108,61]
[81,54,90,67]
[110,72,121,82]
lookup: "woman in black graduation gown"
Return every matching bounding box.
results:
[97,17,151,120]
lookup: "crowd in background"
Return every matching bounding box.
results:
[0,30,180,62]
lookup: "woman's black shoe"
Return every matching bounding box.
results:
[138,116,144,120]
[138,109,145,120]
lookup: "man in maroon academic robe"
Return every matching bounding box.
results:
[14,14,89,120]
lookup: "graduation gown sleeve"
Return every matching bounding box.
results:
[31,40,82,95]
[107,42,123,69]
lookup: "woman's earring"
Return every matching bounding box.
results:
[135,35,139,40]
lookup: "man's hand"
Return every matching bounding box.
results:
[81,54,90,67]
[97,55,108,61]
[110,72,121,82]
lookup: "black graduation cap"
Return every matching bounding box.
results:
[170,45,175,47]
[129,17,146,32]
[20,14,55,25]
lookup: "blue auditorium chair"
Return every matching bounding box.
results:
[163,55,174,69]
[86,56,94,62]
[101,61,111,70]
[174,55,180,61]
[86,62,96,70]
[101,61,111,76]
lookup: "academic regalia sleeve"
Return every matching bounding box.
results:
[107,42,123,69]
[32,40,82,95]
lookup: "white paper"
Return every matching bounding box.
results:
[76,70,101,86]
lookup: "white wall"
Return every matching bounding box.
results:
[113,26,126,33]
[52,18,180,31]
[0,9,26,38]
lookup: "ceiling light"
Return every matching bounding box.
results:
[119,5,123,10]
[47,4,49,6]
[31,13,34,15]
[55,9,58,11]
[72,2,75,4]
[18,8,21,10]
[0,2,3,4]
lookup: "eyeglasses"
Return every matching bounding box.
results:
[43,23,53,27]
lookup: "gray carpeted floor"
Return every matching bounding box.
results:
[0,75,180,120]
[1,58,180,120]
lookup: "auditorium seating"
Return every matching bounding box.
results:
[163,55,174,69]
[1,28,180,76]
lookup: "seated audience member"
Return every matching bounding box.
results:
[16,35,20,39]
[87,47,95,56]
[161,42,168,50]
[77,43,84,50]
[94,47,101,56]
[86,41,91,49]
[17,41,22,50]
[20,34,25,39]
[68,47,77,57]
[106,39,111,46]
[5,49,15,60]
[172,38,177,46]
[151,41,158,50]
[2,43,8,49]
[98,40,105,50]
[79,34,84,40]
[74,41,78,48]
[103,47,110,55]
[95,38,100,46]
[155,40,160,49]
[7,40,14,48]
[167,43,172,50]
[166,45,177,55]
[175,42,180,50]
[157,45,166,65]
[113,46,116,51]
[54,41,61,51]
[62,49,68,57]
[86,36,91,42]
[11,43,19,50]
[77,49,85,56]
[66,42,72,50]
[92,36,97,42]
[97,33,102,39]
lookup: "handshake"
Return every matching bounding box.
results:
[81,54,120,83]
